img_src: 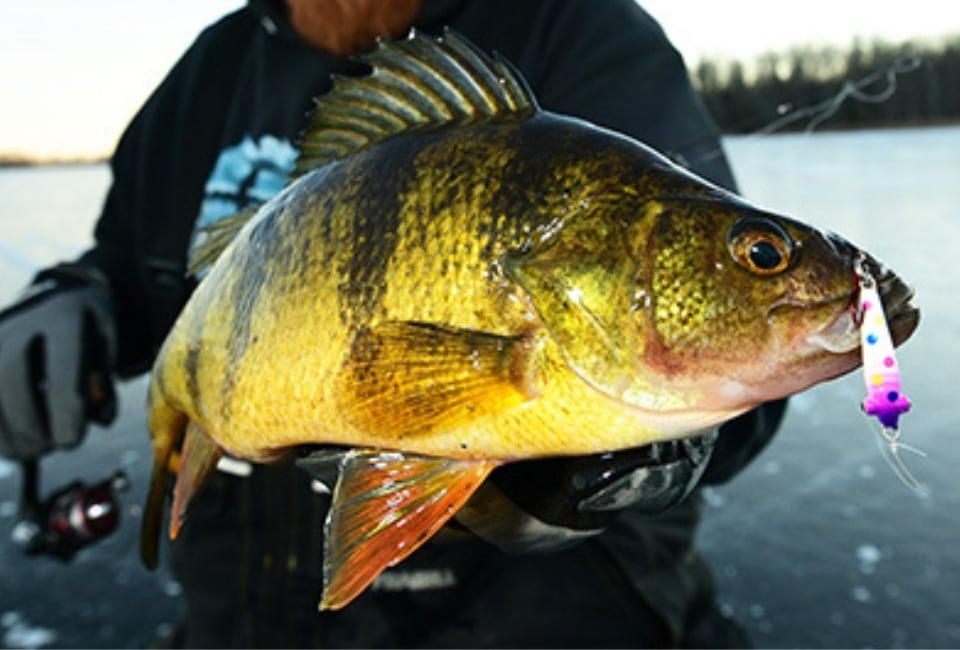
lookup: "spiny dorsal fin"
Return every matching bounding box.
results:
[295,28,539,177]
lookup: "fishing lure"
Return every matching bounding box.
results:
[855,257,925,493]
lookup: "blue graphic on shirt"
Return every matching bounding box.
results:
[195,134,298,232]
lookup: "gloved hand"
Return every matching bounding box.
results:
[0,263,117,460]
[453,431,717,552]
[455,397,786,553]
[295,399,785,554]
[294,430,718,554]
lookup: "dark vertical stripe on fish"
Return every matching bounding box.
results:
[220,203,286,417]
[183,315,204,418]
[334,143,417,325]
[486,121,562,253]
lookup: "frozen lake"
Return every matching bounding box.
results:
[0,125,958,648]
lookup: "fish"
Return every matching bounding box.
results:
[140,29,919,610]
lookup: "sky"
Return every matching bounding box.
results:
[1,1,957,159]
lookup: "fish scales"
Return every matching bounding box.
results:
[152,115,691,462]
[652,208,752,352]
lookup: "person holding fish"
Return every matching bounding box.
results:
[0,0,919,647]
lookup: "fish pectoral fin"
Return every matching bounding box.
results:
[320,449,497,610]
[339,321,537,438]
[169,420,224,540]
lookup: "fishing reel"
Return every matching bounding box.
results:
[11,458,129,560]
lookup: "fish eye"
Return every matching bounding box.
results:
[727,217,794,276]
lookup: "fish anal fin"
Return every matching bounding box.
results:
[320,450,497,610]
[339,321,537,439]
[169,420,224,540]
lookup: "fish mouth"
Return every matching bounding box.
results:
[809,253,919,354]
[865,259,920,346]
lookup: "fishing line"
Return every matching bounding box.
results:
[755,57,923,135]
[857,414,929,498]
[678,56,924,169]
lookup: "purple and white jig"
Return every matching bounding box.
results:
[855,257,925,493]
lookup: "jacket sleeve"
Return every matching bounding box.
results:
[78,11,255,377]
[515,0,737,190]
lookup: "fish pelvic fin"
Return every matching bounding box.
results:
[169,421,224,540]
[338,321,538,439]
[140,389,187,570]
[320,449,497,610]
[295,29,539,177]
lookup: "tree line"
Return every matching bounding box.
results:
[693,35,960,133]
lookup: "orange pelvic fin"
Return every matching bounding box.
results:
[169,420,223,540]
[319,449,497,610]
[141,390,186,570]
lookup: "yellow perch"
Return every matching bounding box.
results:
[140,30,919,610]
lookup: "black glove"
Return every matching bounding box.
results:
[294,431,717,554]
[455,397,786,553]
[0,263,117,460]
[453,431,717,553]
[295,399,785,554]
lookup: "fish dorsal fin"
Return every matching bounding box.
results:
[295,28,539,176]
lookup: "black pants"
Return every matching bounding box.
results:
[168,464,748,648]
